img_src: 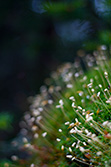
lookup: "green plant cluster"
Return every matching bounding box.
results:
[6,46,111,167]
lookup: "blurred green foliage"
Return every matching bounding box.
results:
[43,0,85,14]
[0,160,19,167]
[0,112,13,130]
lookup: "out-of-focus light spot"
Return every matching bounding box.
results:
[32,0,46,14]
[55,20,92,42]
[94,0,111,16]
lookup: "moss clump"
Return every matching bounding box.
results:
[11,46,111,167]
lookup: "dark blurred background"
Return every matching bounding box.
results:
[0,0,111,160]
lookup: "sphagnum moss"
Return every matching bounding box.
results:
[11,46,111,167]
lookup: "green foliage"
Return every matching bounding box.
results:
[0,160,19,167]
[43,0,85,14]
[99,30,111,44]
[10,47,111,167]
[0,112,13,130]
[1,0,111,166]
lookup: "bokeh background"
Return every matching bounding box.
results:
[0,0,111,161]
